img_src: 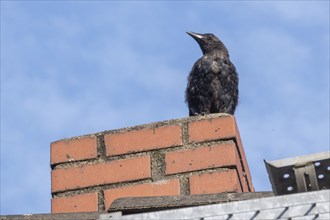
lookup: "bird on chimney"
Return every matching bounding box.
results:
[185,32,239,116]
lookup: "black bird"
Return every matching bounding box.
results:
[185,32,238,116]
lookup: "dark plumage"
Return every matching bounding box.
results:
[185,31,239,116]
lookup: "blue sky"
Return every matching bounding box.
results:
[1,1,329,215]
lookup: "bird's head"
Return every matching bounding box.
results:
[186,32,228,55]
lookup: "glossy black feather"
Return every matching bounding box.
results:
[185,32,238,116]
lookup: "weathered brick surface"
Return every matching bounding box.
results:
[51,136,97,165]
[188,116,236,143]
[105,125,182,156]
[233,121,254,192]
[50,114,254,213]
[190,169,241,194]
[165,143,237,175]
[51,192,98,213]
[52,156,151,192]
[232,149,250,192]
[103,179,181,210]
[189,116,254,192]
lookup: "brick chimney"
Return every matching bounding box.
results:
[50,114,254,213]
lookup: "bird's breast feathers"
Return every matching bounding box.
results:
[197,56,231,76]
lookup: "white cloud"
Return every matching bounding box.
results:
[1,1,329,214]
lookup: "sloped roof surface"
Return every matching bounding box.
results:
[101,189,330,220]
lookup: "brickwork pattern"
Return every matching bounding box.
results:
[50,114,254,213]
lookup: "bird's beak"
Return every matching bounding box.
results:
[186,32,204,40]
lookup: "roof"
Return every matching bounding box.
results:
[104,189,330,220]
[2,190,328,220]
[108,192,274,214]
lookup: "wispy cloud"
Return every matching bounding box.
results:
[1,1,329,214]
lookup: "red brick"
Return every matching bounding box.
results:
[233,121,254,192]
[188,115,254,192]
[51,136,97,165]
[190,170,241,194]
[235,155,250,192]
[51,192,98,213]
[52,156,151,192]
[104,179,180,209]
[165,143,237,174]
[188,116,236,143]
[105,125,182,156]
